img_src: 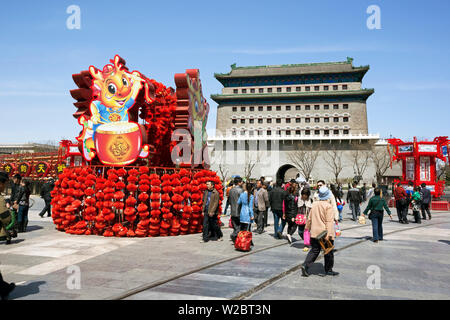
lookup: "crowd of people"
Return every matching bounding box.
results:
[214,175,439,277]
[0,172,55,299]
[0,169,439,298]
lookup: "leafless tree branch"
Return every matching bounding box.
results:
[288,144,319,181]
[323,147,344,184]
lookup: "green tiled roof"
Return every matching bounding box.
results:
[215,57,369,78]
[210,89,374,102]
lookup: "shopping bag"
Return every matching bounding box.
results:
[335,222,341,237]
[303,229,311,246]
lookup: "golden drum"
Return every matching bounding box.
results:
[94,122,142,166]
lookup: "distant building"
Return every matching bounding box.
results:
[0,143,58,155]
[208,58,401,183]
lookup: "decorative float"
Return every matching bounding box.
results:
[50,55,223,237]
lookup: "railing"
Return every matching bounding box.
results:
[208,133,381,140]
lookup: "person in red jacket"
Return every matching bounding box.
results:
[394,183,408,224]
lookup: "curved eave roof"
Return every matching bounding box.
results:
[210,89,374,103]
[214,67,369,80]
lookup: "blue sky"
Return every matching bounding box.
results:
[0,0,449,144]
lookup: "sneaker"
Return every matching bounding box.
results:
[287,234,292,244]
[200,239,207,243]
[373,240,378,243]
[218,238,224,242]
[39,214,44,218]
[277,231,283,239]
[301,265,310,277]
[325,271,339,276]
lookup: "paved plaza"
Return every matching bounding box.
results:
[0,196,449,300]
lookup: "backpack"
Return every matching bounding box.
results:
[234,231,252,252]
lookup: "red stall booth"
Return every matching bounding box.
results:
[387,136,449,210]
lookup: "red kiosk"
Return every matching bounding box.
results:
[387,136,449,210]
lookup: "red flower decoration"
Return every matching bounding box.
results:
[128,169,139,176]
[137,203,148,212]
[127,184,138,192]
[114,191,125,200]
[108,174,118,182]
[127,175,138,183]
[126,196,137,206]
[138,193,150,202]
[117,168,127,177]
[115,181,125,190]
[150,179,162,186]
[124,207,136,216]
[139,166,149,174]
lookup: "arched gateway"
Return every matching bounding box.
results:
[276,164,299,182]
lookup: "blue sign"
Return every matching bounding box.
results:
[443,145,448,156]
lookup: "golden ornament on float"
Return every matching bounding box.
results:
[94,122,142,166]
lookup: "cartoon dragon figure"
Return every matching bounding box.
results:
[77,55,153,161]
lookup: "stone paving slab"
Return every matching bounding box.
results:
[1,196,449,300]
[248,222,450,300]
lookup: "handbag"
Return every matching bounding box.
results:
[358,215,366,224]
[295,213,306,225]
[303,229,311,246]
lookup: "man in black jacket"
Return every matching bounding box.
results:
[269,179,286,239]
[6,174,21,207]
[0,171,17,299]
[39,178,55,218]
[420,183,432,220]
[347,182,363,221]
[228,177,243,242]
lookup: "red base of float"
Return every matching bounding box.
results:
[388,198,450,211]
[50,166,223,237]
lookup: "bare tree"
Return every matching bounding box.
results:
[350,148,370,181]
[436,160,448,181]
[243,157,258,181]
[218,163,229,184]
[288,144,319,182]
[323,147,344,184]
[370,147,391,184]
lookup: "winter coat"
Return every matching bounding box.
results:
[420,187,431,204]
[269,186,286,211]
[237,192,254,224]
[202,188,220,216]
[229,186,243,218]
[284,193,298,218]
[306,200,335,240]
